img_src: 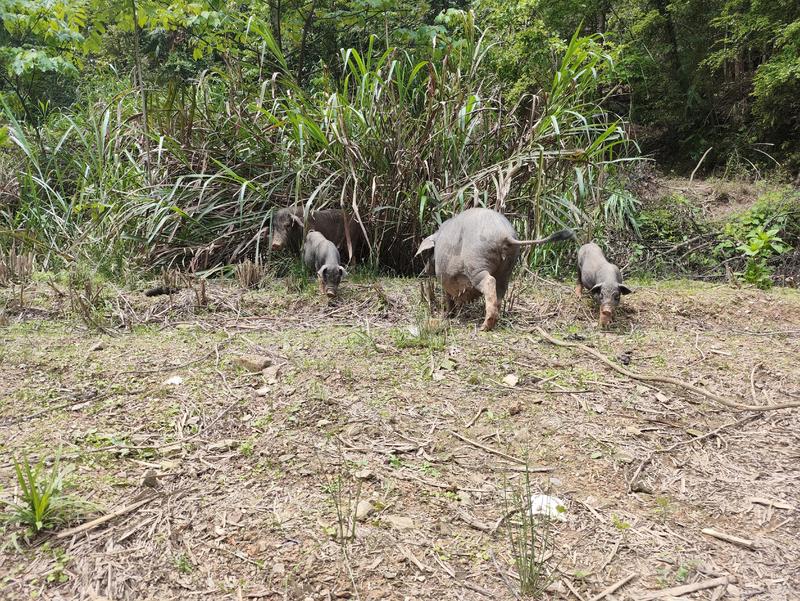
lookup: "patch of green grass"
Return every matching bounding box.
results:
[1,452,95,535]
[611,514,631,531]
[239,438,256,457]
[387,454,404,469]
[174,553,194,574]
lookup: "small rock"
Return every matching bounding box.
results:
[440,358,456,371]
[208,438,239,451]
[354,469,374,480]
[157,444,183,458]
[508,404,523,416]
[502,374,519,388]
[384,515,416,530]
[356,500,375,521]
[234,354,272,372]
[655,391,670,403]
[617,453,634,464]
[255,386,270,397]
[593,404,606,414]
[272,562,286,576]
[162,375,183,386]
[89,341,106,352]
[432,371,445,381]
[263,364,283,384]
[141,469,159,488]
[457,491,472,506]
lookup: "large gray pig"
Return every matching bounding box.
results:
[415,208,576,331]
[271,206,365,261]
[576,242,632,327]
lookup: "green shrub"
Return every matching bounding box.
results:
[715,188,799,288]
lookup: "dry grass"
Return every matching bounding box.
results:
[1,276,799,600]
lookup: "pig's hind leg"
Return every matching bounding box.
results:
[477,274,499,331]
[575,271,584,298]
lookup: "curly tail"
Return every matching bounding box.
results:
[507,228,577,247]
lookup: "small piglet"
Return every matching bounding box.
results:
[577,242,632,327]
[304,231,346,298]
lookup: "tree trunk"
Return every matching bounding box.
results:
[130,0,151,183]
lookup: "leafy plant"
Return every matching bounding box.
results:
[716,197,794,289]
[1,452,93,535]
[503,467,559,598]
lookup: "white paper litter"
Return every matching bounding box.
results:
[529,494,567,521]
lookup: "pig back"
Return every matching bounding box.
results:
[434,208,520,294]
[309,210,364,256]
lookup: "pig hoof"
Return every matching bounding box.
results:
[480,318,497,331]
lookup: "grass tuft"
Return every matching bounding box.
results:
[1,451,95,536]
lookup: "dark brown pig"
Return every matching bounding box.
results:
[415,208,575,331]
[576,242,632,327]
[304,231,347,298]
[271,206,365,261]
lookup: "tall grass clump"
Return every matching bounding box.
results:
[1,452,95,536]
[1,11,635,276]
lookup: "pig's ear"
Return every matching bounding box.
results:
[317,266,327,278]
[338,266,347,278]
[619,284,633,295]
[415,233,437,256]
[590,283,603,294]
[290,214,304,227]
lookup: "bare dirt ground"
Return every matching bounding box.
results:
[1,275,799,601]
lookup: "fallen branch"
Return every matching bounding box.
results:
[534,328,800,411]
[56,495,157,539]
[466,406,487,428]
[635,575,733,600]
[588,573,637,601]
[749,497,795,511]
[448,430,525,465]
[701,528,756,550]
[628,415,757,492]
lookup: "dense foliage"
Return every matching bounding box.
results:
[0,0,797,277]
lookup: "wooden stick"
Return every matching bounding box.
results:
[588,573,637,601]
[56,495,157,539]
[564,578,588,601]
[535,328,800,411]
[701,528,756,550]
[636,575,733,600]
[749,497,795,511]
[448,430,525,465]
[689,146,713,184]
[466,406,487,428]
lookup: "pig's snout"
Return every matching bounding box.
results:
[599,305,614,327]
[271,241,283,251]
[325,288,337,298]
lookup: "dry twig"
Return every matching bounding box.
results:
[636,575,733,600]
[701,528,756,550]
[56,495,158,539]
[535,328,800,411]
[588,573,637,601]
[448,430,525,465]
